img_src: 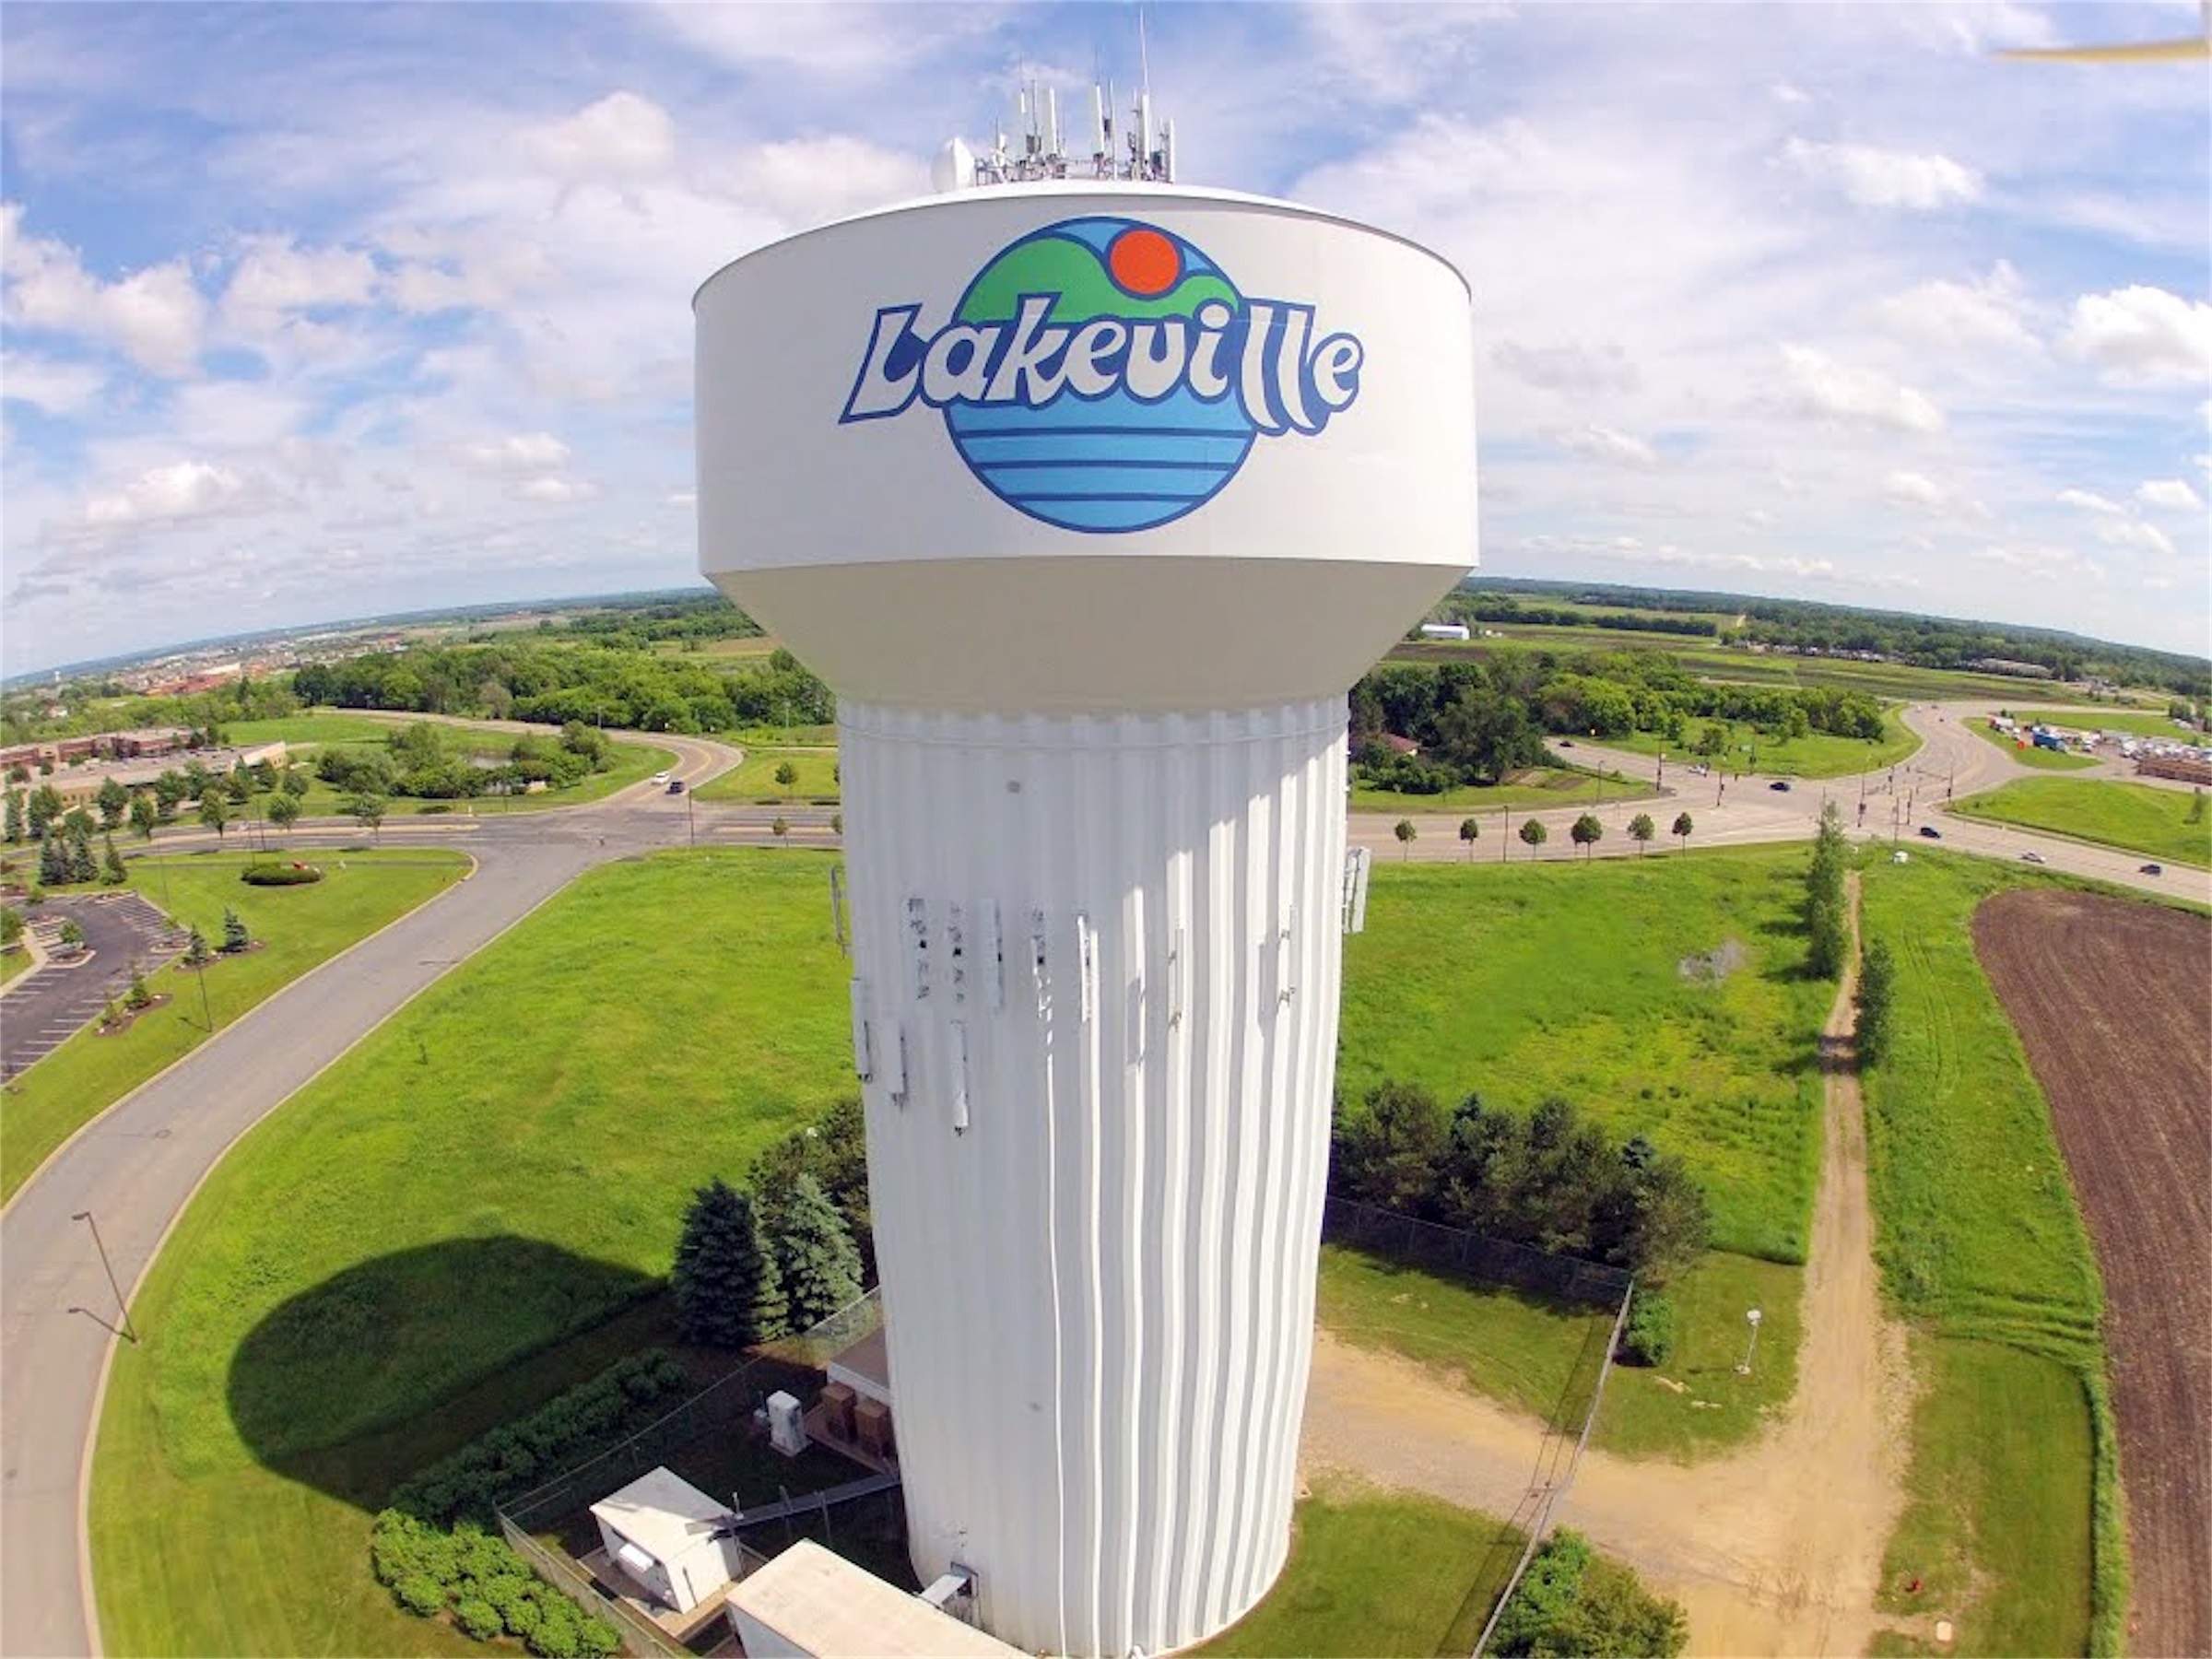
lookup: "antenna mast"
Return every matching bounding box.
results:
[947,43,1177,190]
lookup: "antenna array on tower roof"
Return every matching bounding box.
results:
[959,73,1176,190]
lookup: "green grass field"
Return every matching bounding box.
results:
[1,946,28,987]
[91,850,853,1656]
[1965,719,2097,771]
[1874,1337,2094,1658]
[1319,1242,1803,1462]
[1351,765,1650,816]
[692,746,841,804]
[1194,1481,1524,1656]
[1857,849,2115,1654]
[1949,778,2212,868]
[1591,713,1919,780]
[0,851,469,1204]
[1341,852,1830,1264]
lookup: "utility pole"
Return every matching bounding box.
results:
[1735,1307,1762,1375]
[71,1211,139,1343]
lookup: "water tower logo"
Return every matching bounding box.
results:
[841,217,1366,532]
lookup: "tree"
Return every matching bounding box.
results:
[671,1179,788,1348]
[197,794,230,842]
[343,791,389,843]
[1458,817,1479,859]
[3,789,22,844]
[281,767,311,798]
[1331,1080,1447,1214]
[1394,818,1417,859]
[1518,817,1548,857]
[266,792,300,834]
[97,776,129,829]
[776,1173,865,1328]
[771,814,790,840]
[27,784,63,840]
[751,1095,875,1278]
[1855,937,1896,1066]
[773,761,799,789]
[128,791,159,841]
[1570,812,1604,859]
[1671,811,1694,852]
[100,836,126,887]
[222,906,251,954]
[183,926,212,967]
[1628,812,1656,855]
[39,834,70,888]
[57,918,86,948]
[1805,803,1850,979]
[0,904,21,948]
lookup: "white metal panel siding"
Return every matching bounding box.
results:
[841,697,1346,1657]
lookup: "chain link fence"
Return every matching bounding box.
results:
[1321,1195,1633,1307]
[494,1518,691,1659]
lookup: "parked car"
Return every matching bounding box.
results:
[651,771,671,784]
[665,780,686,794]
[2019,849,2047,865]
[1769,779,1792,792]
[1918,825,1942,839]
[2140,863,2163,876]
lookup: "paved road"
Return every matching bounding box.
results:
[3,707,2204,1657]
[0,731,735,1659]
[1,895,183,1079]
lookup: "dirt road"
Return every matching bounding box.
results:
[1302,875,1914,1655]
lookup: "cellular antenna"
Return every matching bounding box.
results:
[937,52,1176,189]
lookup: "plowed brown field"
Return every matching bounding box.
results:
[1972,890,2212,1659]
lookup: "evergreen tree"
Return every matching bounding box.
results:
[1855,938,1896,1066]
[100,836,127,886]
[5,789,25,843]
[27,784,63,839]
[67,823,97,883]
[671,1179,788,1349]
[183,927,213,968]
[222,906,251,953]
[777,1174,865,1328]
[38,834,70,888]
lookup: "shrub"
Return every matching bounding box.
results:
[394,1574,446,1618]
[1618,1288,1676,1367]
[241,861,324,886]
[526,1596,584,1659]
[454,1599,502,1641]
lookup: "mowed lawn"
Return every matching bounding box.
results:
[1963,719,2097,771]
[1,851,470,1203]
[692,746,841,804]
[1949,777,2212,868]
[1341,851,1830,1265]
[1858,850,2112,1655]
[1350,765,1646,816]
[1194,1481,1524,1656]
[91,849,853,1657]
[1595,712,1919,780]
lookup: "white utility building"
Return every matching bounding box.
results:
[696,155,1474,1654]
[589,1465,739,1617]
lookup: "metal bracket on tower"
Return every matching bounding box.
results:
[1342,845,1372,935]
[947,1019,970,1135]
[982,900,1005,1010]
[849,977,873,1082]
[1030,909,1050,1018]
[947,903,968,1006]
[1167,925,1185,1028]
[1075,912,1096,1026]
[907,896,931,1000]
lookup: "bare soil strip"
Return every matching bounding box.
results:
[1303,876,1914,1654]
[1972,890,2212,1659]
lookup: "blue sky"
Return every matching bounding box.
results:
[3,2,2206,673]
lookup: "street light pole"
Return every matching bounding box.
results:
[71,1211,139,1343]
[1735,1306,1761,1375]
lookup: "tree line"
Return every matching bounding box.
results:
[1349,649,1885,794]
[1330,1083,1712,1284]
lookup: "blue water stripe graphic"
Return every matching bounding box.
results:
[959,434,1251,466]
[983,465,1224,499]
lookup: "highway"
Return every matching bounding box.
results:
[1,708,2202,1657]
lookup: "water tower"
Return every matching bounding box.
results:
[695,91,1475,1655]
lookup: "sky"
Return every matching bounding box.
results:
[2,1,2207,676]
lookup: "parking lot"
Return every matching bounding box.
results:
[0,892,186,1079]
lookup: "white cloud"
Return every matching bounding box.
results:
[522,91,677,183]
[2055,488,2127,517]
[510,475,599,503]
[2137,478,2205,512]
[1882,470,1986,518]
[1781,346,1944,433]
[223,235,377,316]
[79,460,251,526]
[458,433,572,473]
[0,349,105,416]
[2099,518,2178,558]
[726,135,926,229]
[2060,287,2212,386]
[1548,424,1658,466]
[1877,264,2039,357]
[1971,542,2101,578]
[1492,340,1640,394]
[1783,137,1982,210]
[2,203,206,374]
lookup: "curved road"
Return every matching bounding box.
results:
[1,708,2202,1656]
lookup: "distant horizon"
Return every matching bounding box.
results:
[7,571,2203,695]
